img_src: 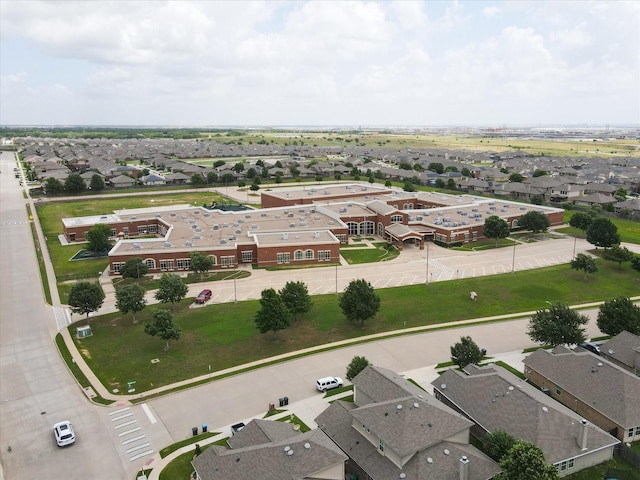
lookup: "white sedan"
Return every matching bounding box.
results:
[53,421,75,447]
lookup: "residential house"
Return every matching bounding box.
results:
[138,174,166,186]
[108,175,136,188]
[432,365,618,477]
[315,365,500,480]
[599,331,640,376]
[574,193,617,208]
[191,419,347,480]
[524,347,640,442]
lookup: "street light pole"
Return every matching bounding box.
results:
[233,270,237,303]
[335,263,338,294]
[425,241,430,285]
[511,241,516,272]
[572,236,577,260]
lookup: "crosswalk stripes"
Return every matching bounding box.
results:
[108,406,154,462]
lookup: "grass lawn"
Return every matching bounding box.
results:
[563,210,640,244]
[73,259,639,394]
[340,243,399,264]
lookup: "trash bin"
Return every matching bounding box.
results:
[481,348,487,356]
[192,426,198,436]
[279,397,284,407]
[284,396,289,406]
[201,423,207,433]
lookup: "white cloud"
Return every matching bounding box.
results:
[0,0,638,125]
[482,5,501,18]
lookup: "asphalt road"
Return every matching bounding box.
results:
[0,151,125,480]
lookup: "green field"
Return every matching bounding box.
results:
[73,259,639,394]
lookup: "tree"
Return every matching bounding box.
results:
[250,182,260,192]
[403,180,416,192]
[45,177,64,194]
[532,169,548,178]
[154,273,188,310]
[213,159,225,168]
[446,178,457,190]
[346,355,370,381]
[508,173,524,183]
[434,178,445,188]
[484,430,517,462]
[597,297,640,336]
[632,255,640,273]
[233,162,245,173]
[427,162,444,174]
[221,172,235,184]
[89,174,105,191]
[120,257,149,281]
[586,218,620,248]
[483,215,510,246]
[570,253,598,278]
[189,252,214,279]
[460,167,471,177]
[64,173,86,193]
[86,223,112,253]
[279,281,312,322]
[602,244,634,267]
[144,309,182,350]
[339,279,380,328]
[517,211,550,233]
[190,173,205,186]
[498,440,559,480]
[68,281,105,320]
[527,302,588,347]
[450,336,483,369]
[614,187,628,202]
[568,212,593,231]
[115,284,147,323]
[206,171,218,184]
[254,288,291,339]
[246,167,257,179]
[384,180,392,187]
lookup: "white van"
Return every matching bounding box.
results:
[316,376,343,392]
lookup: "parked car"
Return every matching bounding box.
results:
[195,289,212,304]
[579,342,601,355]
[316,376,343,392]
[53,421,75,447]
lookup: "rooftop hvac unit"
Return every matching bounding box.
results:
[314,216,320,220]
[164,242,172,247]
[222,223,229,227]
[220,239,227,244]
[181,215,187,220]
[275,215,281,219]
[194,210,199,214]
[235,229,242,234]
[193,235,201,240]
[203,213,209,217]
[245,214,251,218]
[170,212,176,217]
[131,216,137,220]
[261,213,267,217]
[213,225,219,230]
[185,241,192,247]
[228,235,235,240]
[282,233,288,240]
[289,223,296,228]
[251,224,258,229]
[133,243,141,249]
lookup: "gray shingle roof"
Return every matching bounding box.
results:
[524,348,640,429]
[599,331,640,371]
[432,365,618,465]
[193,421,346,480]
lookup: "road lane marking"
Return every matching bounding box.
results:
[118,427,141,437]
[126,443,150,454]
[122,435,146,445]
[141,404,157,424]
[111,413,133,422]
[130,450,154,462]
[115,420,137,429]
[109,407,130,416]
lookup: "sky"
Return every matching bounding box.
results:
[1,0,638,127]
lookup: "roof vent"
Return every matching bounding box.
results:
[133,243,141,249]
[287,450,293,456]
[413,402,419,408]
[441,383,447,389]
[396,404,403,410]
[164,242,172,247]
[427,457,433,464]
[444,449,450,455]
[284,446,290,452]
[304,443,310,449]
[542,406,548,413]
[185,241,192,247]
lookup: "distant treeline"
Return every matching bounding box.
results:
[1,127,371,140]
[0,127,235,139]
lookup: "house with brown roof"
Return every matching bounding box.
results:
[524,347,640,442]
[432,365,618,477]
[315,365,500,480]
[192,418,347,480]
[599,331,640,376]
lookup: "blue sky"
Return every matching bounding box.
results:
[1,0,638,127]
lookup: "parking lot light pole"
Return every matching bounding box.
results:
[425,241,430,285]
[511,242,516,272]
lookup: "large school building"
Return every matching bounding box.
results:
[61,184,564,276]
